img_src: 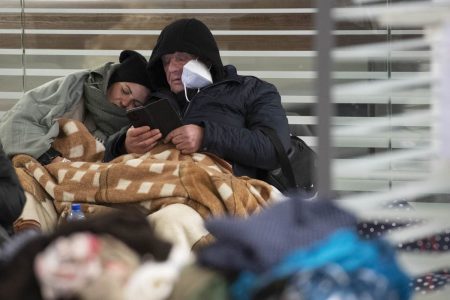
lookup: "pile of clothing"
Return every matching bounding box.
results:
[197,196,411,300]
[358,199,450,295]
[0,210,191,300]
[0,195,413,300]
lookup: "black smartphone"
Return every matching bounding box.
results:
[126,98,182,137]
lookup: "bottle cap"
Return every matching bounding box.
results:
[71,203,81,211]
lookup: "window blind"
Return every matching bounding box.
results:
[0,0,435,195]
[331,1,450,297]
[1,0,449,296]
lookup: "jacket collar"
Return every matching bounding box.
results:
[223,65,241,83]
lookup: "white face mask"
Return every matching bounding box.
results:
[181,59,213,101]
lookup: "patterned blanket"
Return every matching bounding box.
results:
[13,119,281,231]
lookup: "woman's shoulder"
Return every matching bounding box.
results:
[84,62,117,91]
[88,62,117,79]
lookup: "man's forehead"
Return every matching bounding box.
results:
[162,52,194,58]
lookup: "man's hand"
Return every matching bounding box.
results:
[164,124,204,154]
[125,126,162,154]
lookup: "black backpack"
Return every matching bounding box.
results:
[260,127,317,195]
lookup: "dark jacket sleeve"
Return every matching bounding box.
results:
[0,144,26,228]
[202,78,290,171]
[103,126,128,162]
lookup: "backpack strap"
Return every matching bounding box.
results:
[259,127,297,189]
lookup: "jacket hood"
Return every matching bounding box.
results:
[148,18,224,91]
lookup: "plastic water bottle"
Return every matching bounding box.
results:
[66,203,85,222]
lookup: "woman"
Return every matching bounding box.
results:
[0,50,152,165]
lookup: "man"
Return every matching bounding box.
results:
[105,18,291,181]
[104,19,291,249]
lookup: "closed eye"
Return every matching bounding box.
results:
[131,99,145,108]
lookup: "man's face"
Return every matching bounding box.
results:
[162,52,196,93]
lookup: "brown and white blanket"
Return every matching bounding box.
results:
[13,119,281,231]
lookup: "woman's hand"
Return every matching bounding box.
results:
[125,126,162,154]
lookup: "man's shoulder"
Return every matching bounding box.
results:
[234,73,277,94]
[224,65,273,88]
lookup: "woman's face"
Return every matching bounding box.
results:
[107,82,151,110]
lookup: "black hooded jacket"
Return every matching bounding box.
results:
[105,18,290,179]
[147,18,225,90]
